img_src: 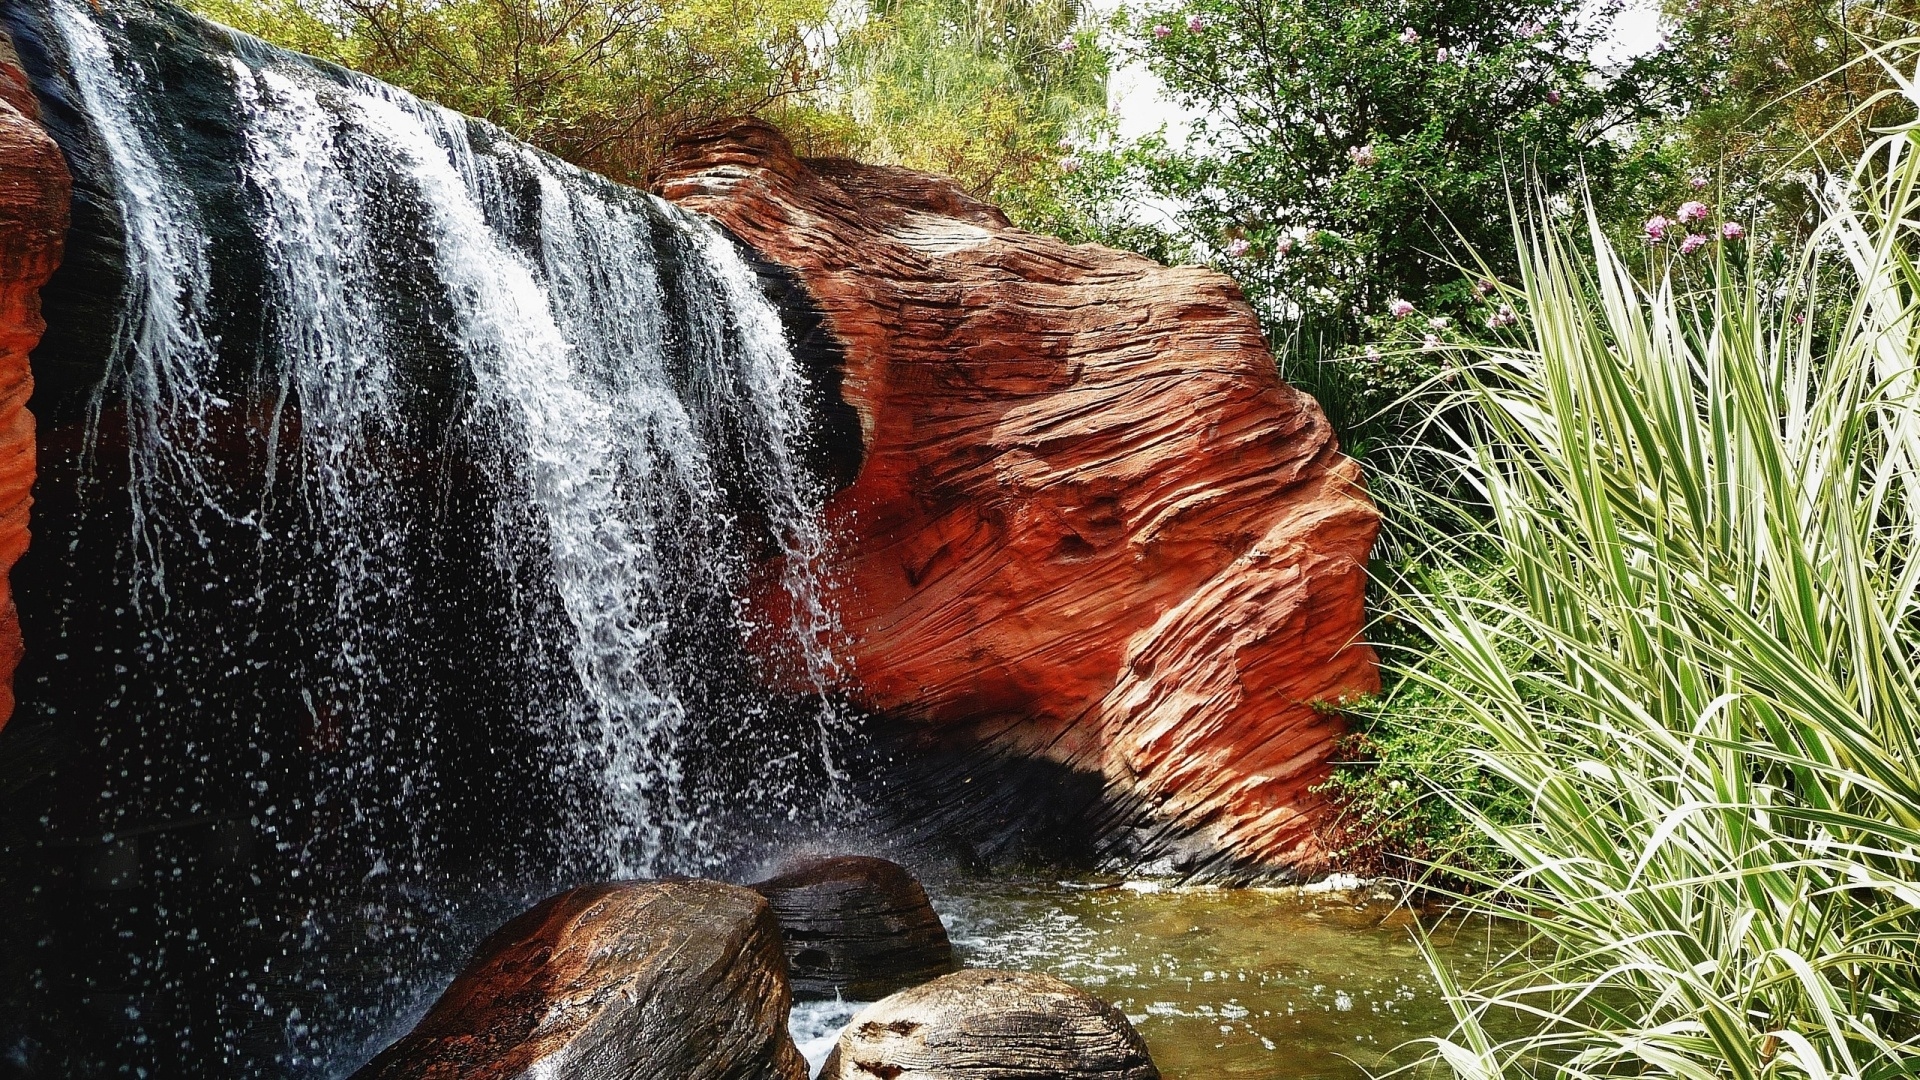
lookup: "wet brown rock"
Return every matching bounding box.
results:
[818,968,1158,1079]
[350,880,807,1080]
[656,121,1379,874]
[0,37,67,731]
[752,855,954,1000]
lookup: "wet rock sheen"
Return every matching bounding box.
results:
[752,855,955,1000]
[0,38,65,730]
[819,968,1159,1080]
[351,880,807,1080]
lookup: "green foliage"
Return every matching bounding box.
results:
[187,0,1115,219]
[1101,0,1679,340]
[1399,106,1920,1076]
[840,0,1111,228]
[1666,0,1919,181]
[1576,2,1920,267]
[1316,565,1526,883]
[190,0,854,186]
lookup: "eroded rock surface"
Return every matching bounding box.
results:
[752,854,955,999]
[819,968,1158,1079]
[657,121,1380,875]
[351,880,807,1080]
[0,37,65,731]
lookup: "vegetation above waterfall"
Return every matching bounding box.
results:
[187,0,1111,202]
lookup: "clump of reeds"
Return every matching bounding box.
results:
[1400,62,1920,1080]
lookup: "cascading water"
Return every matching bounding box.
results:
[0,0,863,1073]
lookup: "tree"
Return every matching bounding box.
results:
[188,0,1115,215]
[839,0,1111,228]
[190,0,858,186]
[1040,0,1678,461]
[1121,0,1676,333]
[1653,0,1920,240]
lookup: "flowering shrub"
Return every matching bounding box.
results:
[1070,0,1681,462]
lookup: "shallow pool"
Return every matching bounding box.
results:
[793,877,1521,1078]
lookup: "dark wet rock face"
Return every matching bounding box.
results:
[819,968,1159,1079]
[752,855,955,1000]
[350,880,807,1080]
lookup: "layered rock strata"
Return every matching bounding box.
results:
[752,854,955,999]
[820,968,1159,1079]
[0,37,65,732]
[657,122,1379,874]
[352,880,807,1080]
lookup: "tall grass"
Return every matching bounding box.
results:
[1398,72,1920,1080]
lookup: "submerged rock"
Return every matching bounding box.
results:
[351,880,806,1080]
[658,121,1380,878]
[818,968,1158,1079]
[752,854,955,999]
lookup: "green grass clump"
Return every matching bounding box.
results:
[1393,69,1920,1080]
[1317,560,1526,884]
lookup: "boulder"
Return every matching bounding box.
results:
[818,968,1158,1079]
[656,121,1380,876]
[751,855,955,1000]
[0,36,66,731]
[351,880,807,1080]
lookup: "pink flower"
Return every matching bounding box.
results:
[1060,155,1081,174]
[1689,174,1709,190]
[1486,304,1517,329]
[1677,200,1710,224]
[1645,214,1670,242]
[1428,316,1450,330]
[1546,88,1562,104]
[1518,20,1545,37]
[1275,236,1295,255]
[1721,221,1746,240]
[1435,46,1449,61]
[1422,334,1442,351]
[1056,37,1077,52]
[1365,345,1383,362]
[1225,237,1251,258]
[1153,23,1172,38]
[1680,233,1709,255]
[1187,15,1207,31]
[1472,277,1494,298]
[1400,26,1420,44]
[1390,298,1415,318]
[1792,311,1807,326]
[1348,144,1378,168]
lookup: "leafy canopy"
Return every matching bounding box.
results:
[1118,0,1676,332]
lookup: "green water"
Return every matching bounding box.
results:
[924,879,1519,1079]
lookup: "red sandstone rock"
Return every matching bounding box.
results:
[0,40,66,732]
[657,121,1379,873]
[353,880,807,1080]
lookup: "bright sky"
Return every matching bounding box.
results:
[1106,0,1669,142]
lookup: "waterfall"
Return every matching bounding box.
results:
[0,0,858,1073]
